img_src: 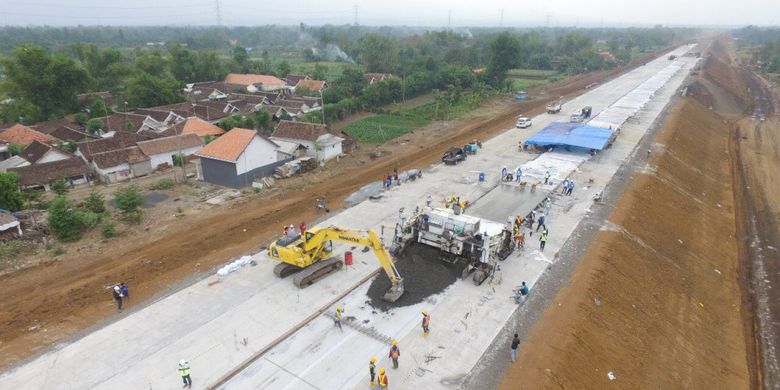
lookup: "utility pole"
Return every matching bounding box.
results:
[447,10,452,30]
[353,4,359,26]
[500,9,504,27]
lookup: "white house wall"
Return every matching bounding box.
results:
[317,142,342,161]
[235,136,279,175]
[149,146,201,169]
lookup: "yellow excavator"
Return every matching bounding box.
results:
[268,226,405,302]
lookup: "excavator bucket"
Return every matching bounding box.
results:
[383,282,405,303]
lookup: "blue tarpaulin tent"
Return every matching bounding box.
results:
[524,122,615,151]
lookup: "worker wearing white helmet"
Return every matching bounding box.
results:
[178,359,192,388]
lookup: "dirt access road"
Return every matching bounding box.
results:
[0,51,668,369]
[494,36,776,389]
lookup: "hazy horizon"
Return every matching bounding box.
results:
[0,0,777,28]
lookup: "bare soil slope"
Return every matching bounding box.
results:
[499,61,751,388]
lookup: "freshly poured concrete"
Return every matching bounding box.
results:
[0,46,697,390]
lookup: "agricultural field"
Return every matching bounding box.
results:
[342,113,430,144]
[506,68,561,92]
[343,90,495,144]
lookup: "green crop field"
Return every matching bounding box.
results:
[510,78,549,91]
[343,114,431,144]
[506,68,559,79]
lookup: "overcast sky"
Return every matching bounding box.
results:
[0,0,777,27]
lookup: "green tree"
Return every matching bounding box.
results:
[277,61,291,78]
[124,73,182,109]
[86,118,103,134]
[0,45,90,122]
[84,189,106,213]
[312,64,327,80]
[51,179,69,196]
[231,46,250,73]
[74,112,87,125]
[47,196,81,241]
[254,110,272,133]
[486,32,520,86]
[0,172,24,211]
[114,185,144,222]
[89,99,110,117]
[7,144,22,156]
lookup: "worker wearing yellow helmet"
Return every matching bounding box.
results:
[388,340,401,369]
[377,367,389,388]
[421,310,431,336]
[334,306,344,332]
[369,357,378,386]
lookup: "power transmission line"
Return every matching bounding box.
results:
[215,0,223,26]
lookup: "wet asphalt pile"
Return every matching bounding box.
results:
[367,243,466,311]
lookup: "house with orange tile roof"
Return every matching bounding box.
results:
[0,124,58,147]
[294,79,327,94]
[224,73,287,92]
[173,117,226,138]
[195,128,288,188]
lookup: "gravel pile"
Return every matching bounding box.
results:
[367,243,466,311]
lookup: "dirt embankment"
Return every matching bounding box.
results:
[500,65,751,388]
[0,50,669,370]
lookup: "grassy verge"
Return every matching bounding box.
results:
[343,90,495,144]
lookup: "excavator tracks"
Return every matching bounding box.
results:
[273,262,302,278]
[292,258,344,288]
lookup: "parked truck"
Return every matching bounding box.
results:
[570,106,592,122]
[546,101,563,114]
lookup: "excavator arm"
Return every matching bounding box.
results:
[304,227,405,302]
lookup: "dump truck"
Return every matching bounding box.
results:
[391,207,514,286]
[546,101,563,114]
[570,106,592,122]
[269,226,404,302]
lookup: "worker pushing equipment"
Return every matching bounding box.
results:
[421,310,431,335]
[334,306,344,331]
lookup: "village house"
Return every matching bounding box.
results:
[171,116,226,139]
[0,124,58,147]
[9,157,91,191]
[364,73,394,85]
[271,120,344,162]
[0,156,30,172]
[195,128,289,188]
[18,140,71,164]
[224,73,287,92]
[294,79,328,94]
[136,133,204,170]
[90,146,152,183]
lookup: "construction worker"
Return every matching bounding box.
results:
[334,306,344,331]
[536,214,546,232]
[112,285,123,311]
[369,357,378,386]
[544,170,551,184]
[377,367,389,388]
[539,230,549,251]
[389,340,401,368]
[426,194,433,207]
[421,310,431,335]
[178,359,192,388]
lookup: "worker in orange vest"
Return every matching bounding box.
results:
[377,367,389,388]
[421,310,430,336]
[388,340,400,368]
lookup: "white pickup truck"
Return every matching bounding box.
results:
[546,101,563,114]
